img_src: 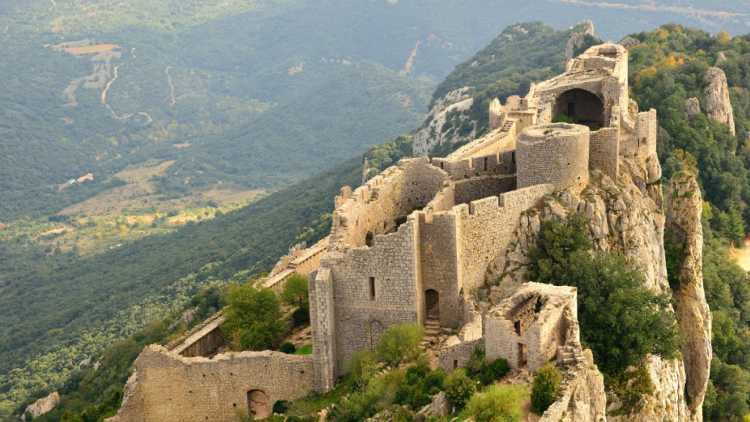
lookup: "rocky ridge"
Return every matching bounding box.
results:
[484,156,710,421]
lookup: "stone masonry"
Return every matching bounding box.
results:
[111,43,657,421]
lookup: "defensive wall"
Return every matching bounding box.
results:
[107,346,314,422]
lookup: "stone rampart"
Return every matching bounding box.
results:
[107,346,314,422]
[456,184,554,293]
[330,158,447,249]
[517,124,589,192]
[431,150,515,181]
[589,127,619,179]
[327,217,422,375]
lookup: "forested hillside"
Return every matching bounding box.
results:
[7,1,750,420]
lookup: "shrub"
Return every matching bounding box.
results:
[279,342,296,354]
[291,307,309,327]
[347,350,379,389]
[479,358,510,386]
[222,284,286,351]
[395,359,445,410]
[531,364,563,414]
[466,384,529,422]
[444,369,476,410]
[273,400,289,414]
[375,324,424,367]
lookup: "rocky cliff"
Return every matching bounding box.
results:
[488,157,710,421]
[704,66,736,135]
[412,88,475,155]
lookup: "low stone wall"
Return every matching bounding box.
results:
[539,350,607,422]
[438,338,483,372]
[107,346,314,422]
[589,127,619,179]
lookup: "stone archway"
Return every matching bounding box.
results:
[554,88,605,130]
[247,389,271,419]
[425,289,439,320]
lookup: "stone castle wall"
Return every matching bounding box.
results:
[327,217,423,376]
[107,346,314,422]
[330,158,447,249]
[418,211,461,328]
[589,127,619,179]
[455,184,555,293]
[517,124,590,192]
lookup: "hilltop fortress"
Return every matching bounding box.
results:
[110,43,662,421]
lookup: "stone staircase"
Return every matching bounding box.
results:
[421,318,441,349]
[557,344,584,367]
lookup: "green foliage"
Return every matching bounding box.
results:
[465,384,528,422]
[375,324,424,367]
[347,350,380,389]
[222,284,286,351]
[608,364,655,416]
[395,358,446,410]
[465,347,509,386]
[527,214,592,283]
[530,364,562,415]
[529,217,680,377]
[282,274,309,309]
[444,369,477,411]
[280,342,297,354]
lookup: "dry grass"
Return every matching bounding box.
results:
[729,238,750,271]
[62,43,120,55]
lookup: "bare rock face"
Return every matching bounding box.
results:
[666,172,712,420]
[23,391,60,420]
[685,97,701,117]
[703,67,736,135]
[491,156,711,421]
[540,350,607,422]
[412,88,475,155]
[565,20,596,60]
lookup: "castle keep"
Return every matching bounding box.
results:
[110,43,658,421]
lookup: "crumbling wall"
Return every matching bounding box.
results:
[456,185,554,293]
[484,283,577,372]
[418,211,461,328]
[431,151,515,181]
[328,218,422,375]
[107,346,314,422]
[330,158,447,249]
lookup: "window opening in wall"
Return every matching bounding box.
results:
[514,320,522,336]
[365,231,374,247]
[369,277,376,300]
[454,359,458,369]
[483,157,488,171]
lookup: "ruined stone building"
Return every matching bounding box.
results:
[110,43,662,421]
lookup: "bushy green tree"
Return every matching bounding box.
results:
[531,364,562,414]
[282,274,309,309]
[444,369,476,410]
[466,384,528,422]
[222,284,286,351]
[529,217,679,376]
[375,324,424,367]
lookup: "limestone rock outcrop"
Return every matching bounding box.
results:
[493,156,708,421]
[540,350,607,422]
[703,67,735,135]
[565,20,596,59]
[23,391,60,421]
[413,87,475,155]
[666,172,712,419]
[685,97,701,117]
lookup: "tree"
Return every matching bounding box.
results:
[282,274,309,309]
[222,284,286,351]
[466,384,528,422]
[444,369,477,411]
[529,218,679,376]
[375,324,424,367]
[531,364,562,414]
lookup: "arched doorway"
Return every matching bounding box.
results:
[425,289,439,320]
[247,389,271,419]
[553,89,605,130]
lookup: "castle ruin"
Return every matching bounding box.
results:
[110,43,656,421]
